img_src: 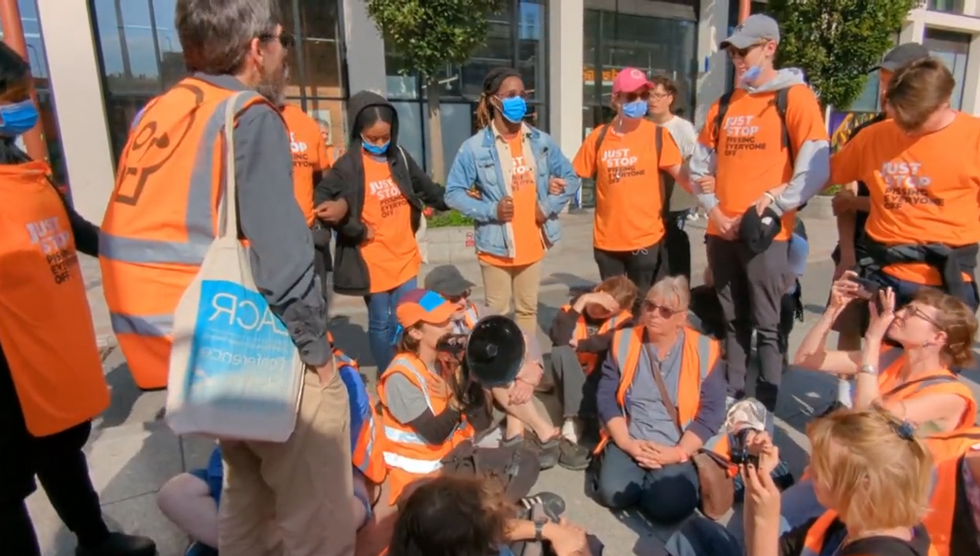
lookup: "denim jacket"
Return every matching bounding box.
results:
[444,124,580,258]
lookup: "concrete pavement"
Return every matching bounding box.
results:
[33,212,977,556]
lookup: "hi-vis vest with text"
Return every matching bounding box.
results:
[377,352,474,504]
[328,331,386,485]
[0,161,110,436]
[99,78,277,390]
[595,326,730,460]
[801,510,939,556]
[561,304,631,375]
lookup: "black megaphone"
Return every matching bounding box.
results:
[465,315,526,387]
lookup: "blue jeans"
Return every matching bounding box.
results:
[595,444,700,523]
[364,277,417,373]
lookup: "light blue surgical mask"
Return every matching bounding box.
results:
[361,137,390,155]
[499,96,527,124]
[740,65,762,85]
[621,99,649,119]
[0,99,38,137]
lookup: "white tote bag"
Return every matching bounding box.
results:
[165,92,304,443]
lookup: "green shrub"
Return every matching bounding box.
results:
[428,210,474,228]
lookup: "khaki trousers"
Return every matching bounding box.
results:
[219,369,354,556]
[479,260,542,335]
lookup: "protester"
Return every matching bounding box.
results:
[389,475,597,556]
[573,67,692,296]
[664,408,936,556]
[648,74,699,281]
[923,437,980,556]
[689,14,830,411]
[157,338,384,556]
[317,91,448,372]
[548,275,638,467]
[785,278,978,529]
[423,265,575,470]
[377,289,489,506]
[444,67,579,335]
[99,2,355,554]
[828,57,980,312]
[0,42,155,556]
[831,42,931,351]
[593,276,727,524]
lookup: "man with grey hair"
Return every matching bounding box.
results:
[99,1,354,555]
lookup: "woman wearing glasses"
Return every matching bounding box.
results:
[444,68,580,337]
[573,68,690,298]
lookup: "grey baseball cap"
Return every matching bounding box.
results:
[423,265,476,296]
[720,14,780,49]
[875,42,930,72]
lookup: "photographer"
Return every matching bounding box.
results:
[377,289,490,507]
[663,408,936,556]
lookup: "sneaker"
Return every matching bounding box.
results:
[531,432,560,470]
[558,438,591,471]
[76,532,157,556]
[518,491,566,521]
[185,542,218,556]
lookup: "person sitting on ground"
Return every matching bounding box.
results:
[593,276,728,524]
[548,275,638,468]
[783,277,978,530]
[423,265,573,470]
[665,407,936,556]
[157,337,385,556]
[388,475,598,556]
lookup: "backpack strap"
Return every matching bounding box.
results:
[655,125,669,218]
[711,91,736,150]
[775,87,794,163]
[592,124,610,180]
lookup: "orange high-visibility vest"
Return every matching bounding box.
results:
[595,326,730,463]
[801,510,939,556]
[331,339,387,485]
[377,352,474,504]
[559,304,632,375]
[281,103,332,227]
[924,426,980,465]
[100,78,278,390]
[0,161,111,436]
[877,347,977,431]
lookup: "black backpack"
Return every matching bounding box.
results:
[712,86,796,163]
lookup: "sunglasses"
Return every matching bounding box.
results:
[620,91,651,103]
[642,300,682,319]
[260,31,296,49]
[444,290,471,304]
[726,42,764,59]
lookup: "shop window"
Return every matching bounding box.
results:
[924,28,970,110]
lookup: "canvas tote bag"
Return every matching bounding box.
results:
[165,91,304,442]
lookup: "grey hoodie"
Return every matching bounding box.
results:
[687,68,830,217]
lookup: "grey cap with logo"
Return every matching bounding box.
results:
[875,42,931,73]
[719,14,780,49]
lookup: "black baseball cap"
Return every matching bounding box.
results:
[875,43,930,73]
[423,265,476,297]
[739,207,783,255]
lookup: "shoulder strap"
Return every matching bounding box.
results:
[646,347,684,435]
[655,125,669,217]
[592,124,610,180]
[880,373,957,400]
[775,87,794,163]
[712,91,736,149]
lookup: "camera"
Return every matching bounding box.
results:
[728,427,762,466]
[724,398,769,466]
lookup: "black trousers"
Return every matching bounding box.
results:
[0,355,109,555]
[594,239,666,299]
[664,211,692,282]
[313,242,332,309]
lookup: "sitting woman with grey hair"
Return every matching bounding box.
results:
[591,276,728,524]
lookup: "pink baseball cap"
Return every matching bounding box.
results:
[612,67,653,94]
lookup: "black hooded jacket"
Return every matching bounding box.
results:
[315,91,448,296]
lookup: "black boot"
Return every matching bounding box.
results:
[755,381,779,413]
[75,532,157,556]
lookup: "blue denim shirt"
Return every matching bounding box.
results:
[444,125,580,258]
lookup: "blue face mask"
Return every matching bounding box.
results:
[0,100,38,137]
[499,96,527,124]
[361,137,390,155]
[741,65,762,85]
[621,99,649,119]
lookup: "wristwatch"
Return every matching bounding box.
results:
[534,519,546,542]
[857,364,878,376]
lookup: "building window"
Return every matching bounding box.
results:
[0,0,67,184]
[927,0,964,13]
[91,0,349,163]
[924,28,970,110]
[383,0,548,172]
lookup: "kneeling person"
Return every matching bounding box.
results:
[594,276,728,524]
[548,275,638,465]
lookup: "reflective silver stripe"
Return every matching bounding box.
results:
[905,375,957,396]
[384,425,428,446]
[110,312,173,337]
[101,91,263,265]
[390,357,435,412]
[879,347,904,370]
[695,332,713,381]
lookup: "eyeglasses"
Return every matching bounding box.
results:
[642,300,682,319]
[444,290,471,304]
[904,304,942,329]
[259,31,296,49]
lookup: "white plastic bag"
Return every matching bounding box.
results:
[165,91,303,442]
